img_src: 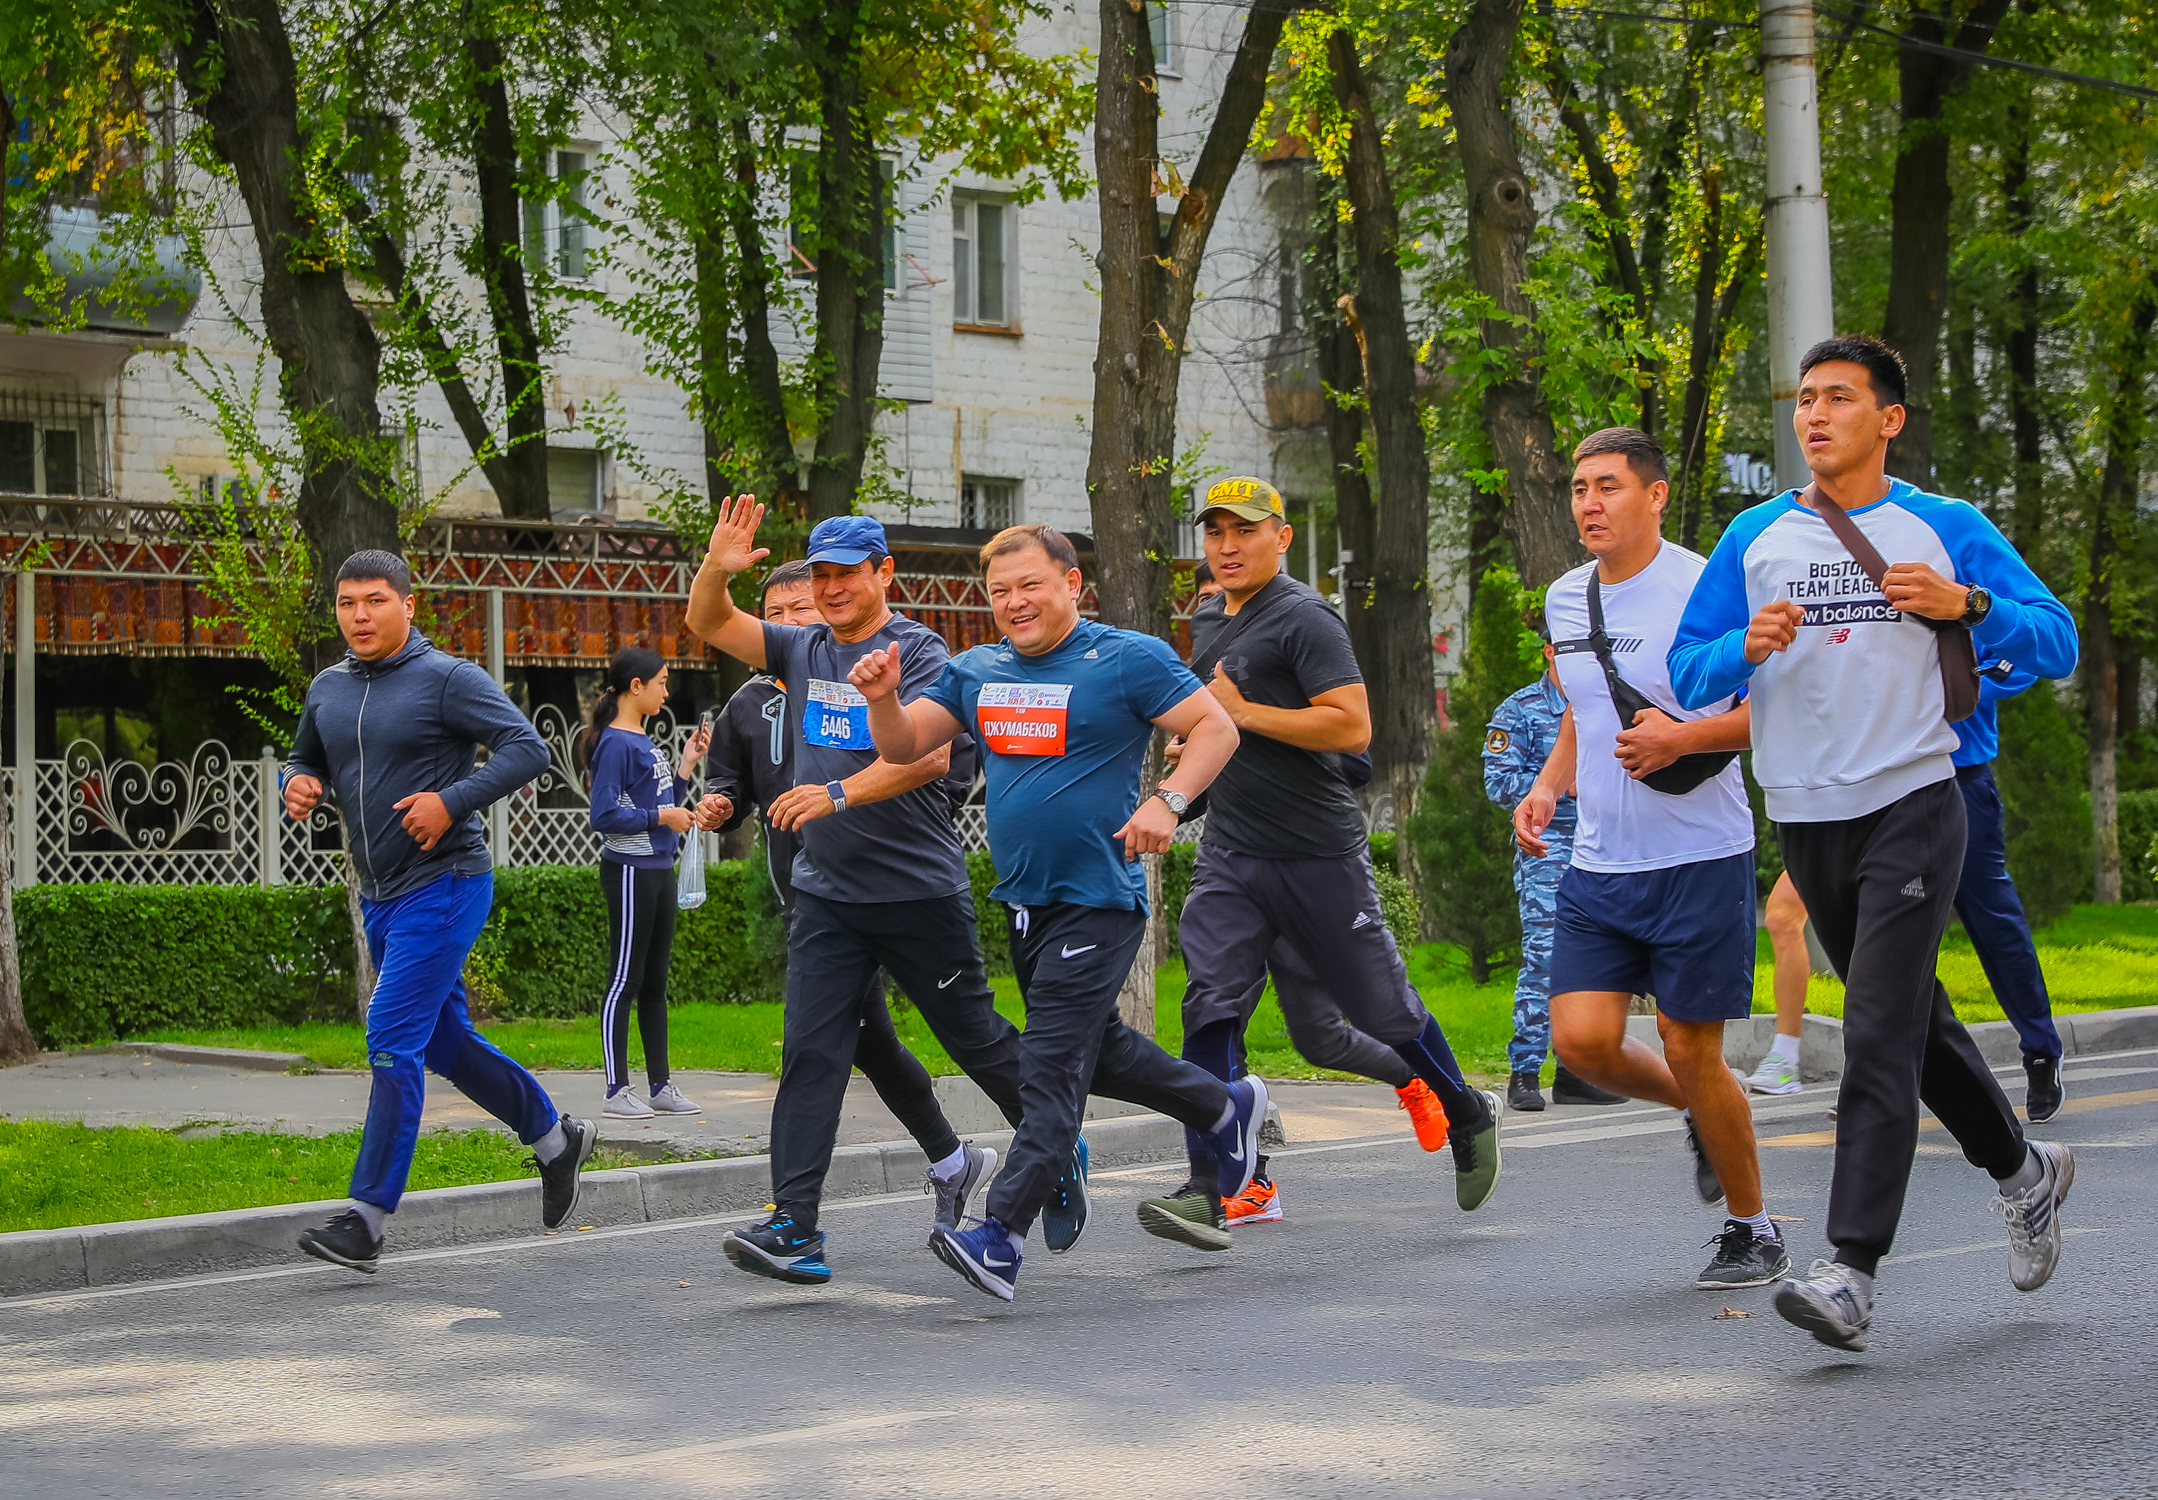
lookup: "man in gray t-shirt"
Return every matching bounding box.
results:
[686,507,1025,1286]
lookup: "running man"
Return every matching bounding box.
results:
[685,504,1030,1285]
[1162,477,1499,1244]
[851,523,1269,1301]
[1670,333,2078,1351]
[1484,630,1624,1112]
[701,558,1000,1262]
[286,551,591,1272]
[1515,427,1789,1292]
[1742,872,1814,1095]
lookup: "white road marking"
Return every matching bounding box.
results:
[510,1409,956,1481]
[1888,1226,2101,1266]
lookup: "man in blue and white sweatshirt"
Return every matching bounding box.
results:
[285,550,584,1274]
[1668,335,2078,1352]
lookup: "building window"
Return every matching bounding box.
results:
[548,447,605,517]
[523,147,593,280]
[952,196,1009,326]
[960,475,1019,531]
[0,393,105,496]
[1149,2,1181,76]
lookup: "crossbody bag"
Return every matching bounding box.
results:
[1802,485,1979,723]
[1584,572,1740,796]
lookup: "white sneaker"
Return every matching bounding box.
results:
[1992,1140,2074,1292]
[1742,1053,1803,1096]
[1773,1259,1874,1351]
[604,1087,656,1119]
[649,1082,701,1115]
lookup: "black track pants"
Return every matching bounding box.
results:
[1777,777,2027,1276]
[601,860,677,1091]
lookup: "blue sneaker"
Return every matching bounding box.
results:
[721,1212,832,1286]
[1207,1077,1269,1201]
[1042,1134,1090,1254]
[931,1216,1022,1302]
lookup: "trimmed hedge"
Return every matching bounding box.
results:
[20,832,1426,1046]
[21,882,358,1047]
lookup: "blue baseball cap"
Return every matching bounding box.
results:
[805,514,890,566]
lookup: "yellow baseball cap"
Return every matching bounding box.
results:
[1196,476,1286,523]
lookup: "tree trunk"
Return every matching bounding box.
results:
[803,2,886,524]
[724,115,801,501]
[1880,0,2015,490]
[176,0,401,592]
[1086,0,1309,634]
[0,796,35,1064]
[2086,283,2155,906]
[465,30,552,521]
[1329,31,1437,842]
[1444,0,1583,588]
[2118,653,2141,742]
[2003,117,2044,558]
[1117,850,1160,1038]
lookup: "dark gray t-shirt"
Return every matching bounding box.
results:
[1189,574,1368,860]
[762,612,970,904]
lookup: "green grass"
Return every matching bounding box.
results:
[0,1120,574,1234]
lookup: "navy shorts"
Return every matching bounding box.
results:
[1549,851,1756,1022]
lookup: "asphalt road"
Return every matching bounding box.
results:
[6,1051,2155,1500]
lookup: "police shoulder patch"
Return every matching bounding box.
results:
[1484,728,1510,755]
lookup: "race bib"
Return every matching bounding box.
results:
[803,678,871,750]
[977,682,1071,757]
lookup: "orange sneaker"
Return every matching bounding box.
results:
[1222,1176,1282,1225]
[1397,1079,1450,1151]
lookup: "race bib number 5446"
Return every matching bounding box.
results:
[803,677,871,749]
[977,682,1071,757]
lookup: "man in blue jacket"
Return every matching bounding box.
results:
[1669,335,2078,1352]
[284,551,582,1273]
[1955,666,2065,1121]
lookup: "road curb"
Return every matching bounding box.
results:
[0,1105,1279,1299]
[1622,1002,2158,1080]
[91,1042,313,1073]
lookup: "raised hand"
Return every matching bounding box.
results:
[706,493,770,577]
[678,720,712,778]
[847,642,905,703]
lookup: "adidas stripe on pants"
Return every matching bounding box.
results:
[1776,775,2027,1276]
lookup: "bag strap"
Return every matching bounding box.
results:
[1801,484,1957,638]
[1583,573,1640,713]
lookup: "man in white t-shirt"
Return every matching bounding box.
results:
[1514,427,1787,1291]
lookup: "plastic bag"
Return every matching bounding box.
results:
[676,826,707,910]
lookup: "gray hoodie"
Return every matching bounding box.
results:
[287,631,549,903]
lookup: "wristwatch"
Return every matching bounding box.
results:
[1961,585,1993,626]
[825,780,848,813]
[1152,788,1190,817]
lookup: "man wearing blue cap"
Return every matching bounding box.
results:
[686,499,1041,1285]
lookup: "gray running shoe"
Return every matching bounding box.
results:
[1992,1140,2074,1292]
[604,1087,655,1119]
[1696,1220,1792,1289]
[1136,1186,1231,1251]
[1741,1053,1802,1096]
[1774,1259,1874,1352]
[926,1142,997,1242]
[1684,1117,1725,1205]
[1450,1089,1503,1211]
[649,1082,701,1115]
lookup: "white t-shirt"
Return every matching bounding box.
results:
[1545,542,1755,873]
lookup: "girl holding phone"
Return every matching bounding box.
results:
[577,647,710,1118]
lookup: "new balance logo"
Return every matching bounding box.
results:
[1351,911,1374,930]
[1902,877,1926,898]
[1829,627,1852,644]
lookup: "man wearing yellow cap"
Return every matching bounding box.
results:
[1139,477,1504,1246]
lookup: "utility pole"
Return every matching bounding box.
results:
[1760,0,1836,490]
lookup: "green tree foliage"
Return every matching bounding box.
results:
[1410,568,1545,981]
[1995,680,2093,928]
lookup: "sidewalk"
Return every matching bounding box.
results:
[0,1048,1420,1158]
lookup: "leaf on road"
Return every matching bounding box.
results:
[1713,1307,1755,1320]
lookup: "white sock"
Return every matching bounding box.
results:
[1737,1209,1774,1238]
[1005,1228,1026,1256]
[350,1200,387,1238]
[1767,1032,1801,1067]
[929,1145,970,1182]
[532,1122,569,1165]
[1999,1144,2043,1195]
[1212,1096,1238,1135]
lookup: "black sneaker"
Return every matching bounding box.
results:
[1135,1183,1231,1251]
[722,1212,833,1285]
[2023,1053,2065,1124]
[535,1117,598,1231]
[1695,1220,1792,1289]
[1685,1117,1725,1205]
[1506,1070,1546,1112]
[297,1209,381,1274]
[1552,1064,1625,1105]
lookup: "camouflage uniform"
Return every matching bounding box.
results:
[1483,676,1576,1076]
